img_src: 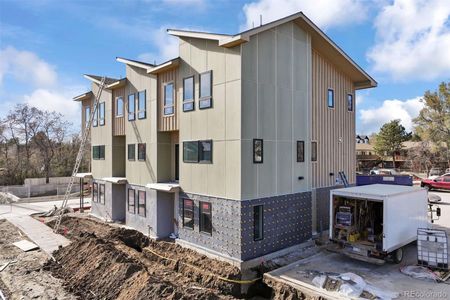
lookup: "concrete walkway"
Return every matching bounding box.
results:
[6,215,70,257]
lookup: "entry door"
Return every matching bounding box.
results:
[175,144,179,181]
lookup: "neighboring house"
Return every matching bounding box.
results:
[356,135,369,144]
[73,12,376,266]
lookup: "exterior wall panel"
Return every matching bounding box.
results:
[158,68,179,132]
[112,87,126,136]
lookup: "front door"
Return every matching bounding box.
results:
[175,144,179,181]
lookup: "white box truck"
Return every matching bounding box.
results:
[329,184,429,264]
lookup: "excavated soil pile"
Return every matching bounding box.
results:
[45,216,242,299]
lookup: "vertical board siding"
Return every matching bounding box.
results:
[112,87,125,136]
[158,68,179,131]
[311,50,356,188]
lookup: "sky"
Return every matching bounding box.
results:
[1,0,449,135]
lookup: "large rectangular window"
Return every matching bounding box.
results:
[182,199,194,229]
[199,202,212,235]
[164,82,174,115]
[93,104,98,127]
[199,140,212,163]
[138,143,146,161]
[138,90,146,119]
[99,184,105,204]
[128,93,136,121]
[183,76,194,112]
[199,71,212,109]
[183,141,199,163]
[138,190,146,217]
[327,89,334,108]
[128,144,135,160]
[253,139,263,163]
[128,189,135,214]
[347,94,353,112]
[116,96,124,117]
[92,145,105,160]
[93,183,98,203]
[311,141,317,162]
[99,102,105,125]
[297,141,305,163]
[84,106,90,128]
[253,205,264,241]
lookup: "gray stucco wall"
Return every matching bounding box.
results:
[111,183,126,221]
[91,180,126,222]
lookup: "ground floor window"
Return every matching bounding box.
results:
[199,202,212,234]
[99,184,105,204]
[93,183,98,202]
[128,189,135,214]
[138,190,146,217]
[182,199,194,229]
[253,205,264,241]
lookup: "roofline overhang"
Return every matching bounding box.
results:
[147,57,180,74]
[167,29,232,41]
[116,57,155,70]
[73,91,93,101]
[107,78,127,89]
[83,74,103,85]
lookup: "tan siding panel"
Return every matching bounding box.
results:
[158,68,179,132]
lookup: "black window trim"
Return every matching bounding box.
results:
[327,88,334,109]
[137,90,147,120]
[92,145,105,160]
[311,141,318,162]
[183,141,199,163]
[115,96,124,118]
[99,102,106,126]
[183,75,195,112]
[128,93,136,121]
[199,70,213,110]
[138,190,146,217]
[99,183,105,205]
[253,205,264,241]
[93,182,98,203]
[127,188,135,214]
[138,143,146,161]
[297,140,305,163]
[182,198,194,230]
[199,201,212,235]
[163,81,175,116]
[128,144,136,161]
[182,140,213,164]
[347,93,353,112]
[253,139,263,164]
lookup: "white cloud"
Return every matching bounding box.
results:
[241,0,369,30]
[367,0,450,81]
[162,0,204,6]
[0,46,57,87]
[359,97,424,134]
[138,26,179,64]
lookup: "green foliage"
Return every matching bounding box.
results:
[374,120,411,168]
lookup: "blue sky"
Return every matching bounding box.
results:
[1,0,449,134]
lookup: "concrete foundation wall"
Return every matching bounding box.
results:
[91,180,126,222]
[111,183,126,221]
[314,185,343,233]
[125,185,157,237]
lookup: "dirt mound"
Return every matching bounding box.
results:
[44,216,242,299]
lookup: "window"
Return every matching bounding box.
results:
[183,76,194,112]
[92,145,105,160]
[128,189,135,214]
[182,199,194,229]
[93,183,98,203]
[128,144,135,160]
[99,184,105,204]
[199,202,212,234]
[93,104,98,127]
[253,205,264,241]
[138,143,146,161]
[199,140,212,163]
[138,90,146,119]
[99,102,105,125]
[138,190,146,217]
[128,93,136,121]
[311,141,317,162]
[297,141,305,162]
[199,71,212,109]
[116,97,124,117]
[444,177,450,182]
[327,89,334,108]
[183,141,199,163]
[164,82,174,115]
[253,139,263,163]
[347,94,353,111]
[84,106,90,128]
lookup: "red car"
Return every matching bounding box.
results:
[421,175,450,191]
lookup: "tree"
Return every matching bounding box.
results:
[414,82,450,167]
[373,120,411,169]
[407,141,446,176]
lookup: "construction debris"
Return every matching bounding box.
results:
[13,240,39,252]
[0,261,16,272]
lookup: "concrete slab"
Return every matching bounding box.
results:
[12,240,38,252]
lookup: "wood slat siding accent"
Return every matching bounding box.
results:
[311,49,356,188]
[158,68,179,131]
[113,87,125,136]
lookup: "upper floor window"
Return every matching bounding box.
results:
[183,140,213,164]
[84,106,90,128]
[311,141,317,162]
[128,144,135,160]
[128,93,135,121]
[253,139,263,163]
[347,94,353,112]
[327,89,334,108]
[138,90,146,119]
[99,102,105,126]
[116,96,124,117]
[183,141,199,163]
[164,82,174,116]
[93,105,98,127]
[183,76,194,112]
[93,145,105,160]
[199,140,212,163]
[138,143,146,161]
[297,141,305,163]
[199,71,212,109]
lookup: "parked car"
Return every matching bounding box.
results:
[369,168,398,175]
[421,175,450,191]
[428,168,443,179]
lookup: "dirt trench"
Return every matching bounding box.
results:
[44,216,246,299]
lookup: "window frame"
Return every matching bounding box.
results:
[93,104,98,127]
[183,141,199,163]
[163,82,175,116]
[128,93,136,121]
[311,141,318,162]
[199,201,212,235]
[253,139,263,164]
[138,190,146,217]
[92,145,105,160]
[138,143,146,161]
[182,198,194,229]
[99,102,105,126]
[115,96,124,117]
[92,182,98,203]
[199,70,213,109]
[347,93,353,112]
[297,141,305,163]
[128,144,135,161]
[84,106,91,128]
[137,90,146,120]
[99,184,105,204]
[183,76,195,112]
[327,88,334,108]
[253,205,264,241]
[198,140,213,164]
[127,188,135,214]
